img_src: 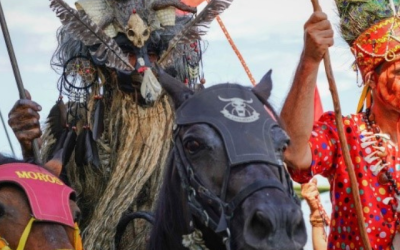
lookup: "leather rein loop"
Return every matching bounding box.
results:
[173,128,292,248]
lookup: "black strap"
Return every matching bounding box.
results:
[227,179,285,214]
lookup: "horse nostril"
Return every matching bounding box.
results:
[290,212,308,247]
[244,210,273,247]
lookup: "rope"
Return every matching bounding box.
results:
[205,0,256,86]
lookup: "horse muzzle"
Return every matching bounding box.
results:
[242,195,307,250]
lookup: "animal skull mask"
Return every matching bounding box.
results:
[125,12,151,48]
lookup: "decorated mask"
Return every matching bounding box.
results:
[125,11,151,48]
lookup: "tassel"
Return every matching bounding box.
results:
[85,129,101,169]
[92,95,104,141]
[45,98,68,161]
[62,126,77,166]
[75,127,88,167]
[356,84,370,113]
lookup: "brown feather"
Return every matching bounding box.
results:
[158,0,234,67]
[49,0,134,71]
[47,99,67,139]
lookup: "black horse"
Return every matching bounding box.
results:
[148,70,307,250]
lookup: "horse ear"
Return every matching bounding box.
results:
[158,72,194,109]
[252,69,273,102]
[43,149,63,177]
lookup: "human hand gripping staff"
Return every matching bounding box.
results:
[282,0,373,247]
[283,0,400,249]
[310,0,372,248]
[0,1,42,164]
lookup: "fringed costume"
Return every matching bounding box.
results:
[40,0,234,249]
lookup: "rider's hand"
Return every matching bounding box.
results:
[8,90,42,160]
[303,11,334,64]
[301,177,320,212]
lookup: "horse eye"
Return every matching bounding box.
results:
[185,140,203,154]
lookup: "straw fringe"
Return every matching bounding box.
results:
[82,91,173,250]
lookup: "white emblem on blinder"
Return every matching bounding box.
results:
[218,96,260,123]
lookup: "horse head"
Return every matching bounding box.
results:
[0,155,82,250]
[149,70,307,250]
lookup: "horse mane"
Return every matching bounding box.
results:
[148,152,191,250]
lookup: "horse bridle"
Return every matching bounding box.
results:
[0,218,83,250]
[173,128,298,250]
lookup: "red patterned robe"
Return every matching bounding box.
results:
[289,112,400,250]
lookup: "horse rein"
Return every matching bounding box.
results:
[0,218,83,250]
[173,129,297,250]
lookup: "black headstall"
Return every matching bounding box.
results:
[173,128,298,250]
[172,84,299,249]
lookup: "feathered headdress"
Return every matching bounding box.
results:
[335,0,400,112]
[336,0,400,76]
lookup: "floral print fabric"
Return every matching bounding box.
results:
[289,111,400,250]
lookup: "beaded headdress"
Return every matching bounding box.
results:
[335,0,400,112]
[337,0,400,75]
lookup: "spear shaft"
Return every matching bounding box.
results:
[0,109,15,157]
[0,0,42,164]
[310,0,371,249]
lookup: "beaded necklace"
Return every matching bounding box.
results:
[362,108,400,232]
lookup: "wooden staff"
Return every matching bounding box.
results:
[310,0,371,249]
[0,1,42,164]
[205,0,256,86]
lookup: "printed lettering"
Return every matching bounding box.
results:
[16,171,30,179]
[15,171,63,185]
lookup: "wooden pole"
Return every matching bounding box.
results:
[205,0,256,86]
[0,1,42,164]
[310,0,371,249]
[0,109,16,157]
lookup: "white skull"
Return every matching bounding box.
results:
[125,12,151,48]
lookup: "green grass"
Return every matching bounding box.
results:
[294,186,330,200]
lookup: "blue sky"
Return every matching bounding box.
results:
[0,0,359,159]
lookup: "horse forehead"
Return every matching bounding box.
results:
[176,84,282,166]
[0,163,76,227]
[181,123,221,140]
[0,185,29,206]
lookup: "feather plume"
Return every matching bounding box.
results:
[335,0,400,46]
[47,99,67,134]
[158,0,234,67]
[45,99,67,160]
[49,0,134,71]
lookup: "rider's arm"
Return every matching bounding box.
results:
[281,11,334,171]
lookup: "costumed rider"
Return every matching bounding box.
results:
[7,0,207,250]
[281,0,400,249]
